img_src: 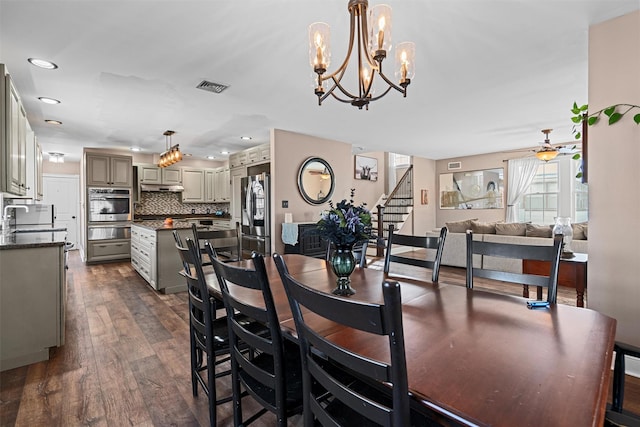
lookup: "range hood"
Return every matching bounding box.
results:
[140,184,184,192]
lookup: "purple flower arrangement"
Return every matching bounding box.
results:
[316,189,374,247]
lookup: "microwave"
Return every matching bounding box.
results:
[88,188,131,222]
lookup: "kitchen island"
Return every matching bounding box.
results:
[131,217,231,294]
[0,229,67,371]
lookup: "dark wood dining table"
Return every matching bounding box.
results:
[205,254,616,427]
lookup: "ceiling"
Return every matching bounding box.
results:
[1,0,638,163]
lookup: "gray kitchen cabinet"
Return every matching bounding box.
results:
[87,239,131,261]
[230,166,247,225]
[1,65,28,196]
[1,244,65,371]
[130,224,184,294]
[205,169,216,202]
[86,153,133,187]
[181,168,205,203]
[229,143,270,170]
[138,164,182,185]
[214,167,230,202]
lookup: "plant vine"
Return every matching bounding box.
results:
[569,102,640,179]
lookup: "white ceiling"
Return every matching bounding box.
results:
[1,0,638,163]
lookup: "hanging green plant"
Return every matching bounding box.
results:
[569,102,640,180]
[571,102,640,140]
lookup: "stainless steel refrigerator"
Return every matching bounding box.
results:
[241,173,270,256]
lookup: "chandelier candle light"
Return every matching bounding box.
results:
[158,130,183,168]
[309,0,415,109]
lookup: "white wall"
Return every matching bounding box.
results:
[588,10,640,371]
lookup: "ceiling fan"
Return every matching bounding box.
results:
[534,129,578,162]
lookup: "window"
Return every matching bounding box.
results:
[517,156,587,224]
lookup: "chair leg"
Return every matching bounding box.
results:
[612,346,626,412]
[231,356,243,426]
[206,349,217,427]
[190,329,199,396]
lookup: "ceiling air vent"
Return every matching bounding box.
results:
[196,80,229,94]
[448,161,462,170]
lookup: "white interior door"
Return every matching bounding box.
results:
[42,174,80,250]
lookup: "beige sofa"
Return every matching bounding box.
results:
[425,220,588,274]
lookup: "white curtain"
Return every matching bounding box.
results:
[506,157,539,222]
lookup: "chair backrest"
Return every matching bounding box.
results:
[325,239,369,268]
[174,237,216,359]
[209,246,289,417]
[192,221,242,263]
[173,229,190,273]
[383,224,448,282]
[274,253,409,427]
[465,230,563,303]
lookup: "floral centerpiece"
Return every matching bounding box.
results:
[316,189,374,248]
[316,189,374,296]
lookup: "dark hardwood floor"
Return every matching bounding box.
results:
[1,252,638,426]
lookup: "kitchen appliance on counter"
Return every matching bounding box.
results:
[88,188,131,222]
[241,173,270,256]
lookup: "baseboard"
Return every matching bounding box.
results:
[627,354,640,378]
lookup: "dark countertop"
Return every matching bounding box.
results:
[0,226,67,250]
[134,214,231,220]
[132,220,200,231]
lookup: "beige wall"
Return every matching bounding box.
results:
[588,10,640,348]
[42,160,80,175]
[434,150,529,226]
[271,129,385,254]
[404,156,437,235]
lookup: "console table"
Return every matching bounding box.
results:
[522,252,588,307]
[282,222,328,259]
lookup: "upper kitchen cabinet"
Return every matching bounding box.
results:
[215,166,230,202]
[0,64,28,196]
[86,153,133,187]
[181,167,205,203]
[229,143,270,169]
[138,164,182,185]
[21,122,43,200]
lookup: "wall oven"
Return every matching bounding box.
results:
[88,188,131,222]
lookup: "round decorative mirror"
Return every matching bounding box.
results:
[298,157,335,205]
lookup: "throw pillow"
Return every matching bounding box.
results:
[470,220,499,234]
[445,218,477,233]
[526,223,553,238]
[572,222,588,240]
[495,222,527,236]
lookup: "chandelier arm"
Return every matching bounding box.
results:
[319,66,352,103]
[366,85,393,102]
[377,67,408,94]
[329,92,355,103]
[357,4,378,69]
[321,8,358,82]
[330,74,361,100]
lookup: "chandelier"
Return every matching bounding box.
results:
[535,129,559,162]
[309,0,415,110]
[158,130,183,168]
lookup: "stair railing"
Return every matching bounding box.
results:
[375,165,413,256]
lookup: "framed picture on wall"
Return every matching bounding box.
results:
[354,155,378,181]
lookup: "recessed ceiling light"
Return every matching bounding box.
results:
[240,136,252,141]
[28,58,58,70]
[207,155,216,160]
[220,151,229,155]
[38,97,60,104]
[44,119,62,125]
[130,147,141,152]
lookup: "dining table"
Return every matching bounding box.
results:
[204,254,616,427]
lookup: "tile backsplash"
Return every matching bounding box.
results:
[135,192,229,216]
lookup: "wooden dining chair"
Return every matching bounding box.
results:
[209,246,303,426]
[274,253,437,427]
[174,236,236,427]
[606,341,640,426]
[324,239,369,268]
[383,224,448,283]
[465,230,563,303]
[191,221,242,265]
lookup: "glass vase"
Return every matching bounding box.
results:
[552,217,574,258]
[329,244,356,296]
